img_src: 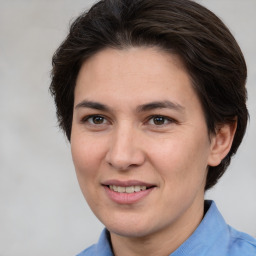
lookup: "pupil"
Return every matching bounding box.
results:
[93,116,103,124]
[154,117,164,125]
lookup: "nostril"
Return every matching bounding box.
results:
[106,158,139,171]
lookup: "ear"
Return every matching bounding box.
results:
[208,120,237,167]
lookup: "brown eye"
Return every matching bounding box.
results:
[84,115,107,125]
[147,115,174,126]
[92,116,105,124]
[153,116,166,125]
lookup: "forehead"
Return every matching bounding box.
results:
[74,47,202,115]
[79,46,186,75]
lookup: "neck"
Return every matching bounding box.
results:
[110,199,205,256]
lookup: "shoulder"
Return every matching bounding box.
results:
[228,225,256,256]
[76,244,97,256]
[76,229,113,256]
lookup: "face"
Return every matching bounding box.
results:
[71,47,216,239]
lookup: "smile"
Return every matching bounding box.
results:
[103,180,156,204]
[109,185,147,193]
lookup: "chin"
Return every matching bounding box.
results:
[108,225,152,238]
[103,216,161,239]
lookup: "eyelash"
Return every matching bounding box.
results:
[81,115,109,125]
[146,115,175,126]
[81,115,176,127]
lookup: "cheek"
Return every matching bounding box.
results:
[148,133,210,184]
[71,134,106,181]
[70,135,108,209]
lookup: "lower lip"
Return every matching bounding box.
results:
[103,186,155,204]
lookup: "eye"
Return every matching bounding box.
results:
[148,115,173,126]
[82,115,108,125]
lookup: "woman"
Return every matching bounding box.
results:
[50,0,256,255]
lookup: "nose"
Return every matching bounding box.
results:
[105,124,145,170]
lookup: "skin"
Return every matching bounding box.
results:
[71,47,235,256]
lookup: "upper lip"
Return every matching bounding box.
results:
[102,179,156,188]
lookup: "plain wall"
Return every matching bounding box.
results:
[0,0,255,255]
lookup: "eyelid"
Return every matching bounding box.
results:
[146,115,176,126]
[81,114,110,125]
[80,114,176,127]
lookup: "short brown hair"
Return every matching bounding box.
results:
[50,0,248,190]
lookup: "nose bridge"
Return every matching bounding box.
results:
[106,122,144,170]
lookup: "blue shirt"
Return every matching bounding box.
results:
[77,201,256,256]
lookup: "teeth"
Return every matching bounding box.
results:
[109,185,147,193]
[125,186,134,193]
[134,185,141,192]
[118,186,126,193]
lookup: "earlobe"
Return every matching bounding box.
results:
[208,120,237,167]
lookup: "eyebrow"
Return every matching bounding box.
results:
[75,100,110,111]
[136,101,185,113]
[75,100,185,113]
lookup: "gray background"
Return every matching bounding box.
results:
[0,0,255,255]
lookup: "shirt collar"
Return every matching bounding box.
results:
[94,228,113,255]
[171,200,229,255]
[95,200,229,256]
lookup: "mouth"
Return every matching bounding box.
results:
[102,180,156,204]
[108,185,153,193]
[102,180,156,193]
